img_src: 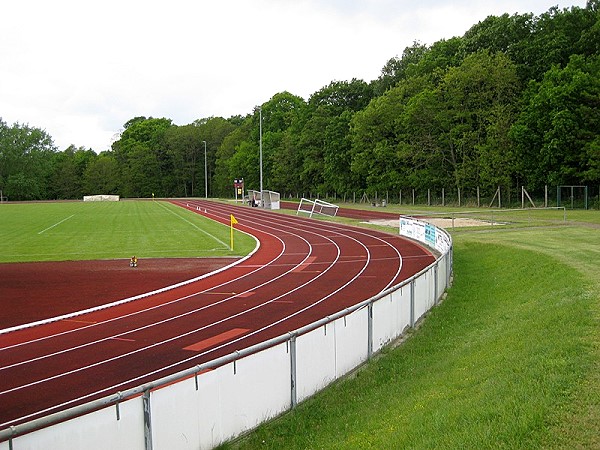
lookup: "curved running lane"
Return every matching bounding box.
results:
[0,201,435,428]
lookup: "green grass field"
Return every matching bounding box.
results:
[0,201,256,263]
[223,208,600,449]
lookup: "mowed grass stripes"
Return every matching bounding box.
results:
[0,201,255,262]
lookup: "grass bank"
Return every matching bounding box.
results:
[225,217,600,449]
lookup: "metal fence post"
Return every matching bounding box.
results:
[446,252,451,286]
[115,392,121,421]
[434,263,439,305]
[410,279,415,328]
[367,302,374,359]
[289,334,297,408]
[8,426,15,450]
[143,389,153,450]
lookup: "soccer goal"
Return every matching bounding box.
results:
[297,198,339,218]
[557,185,588,209]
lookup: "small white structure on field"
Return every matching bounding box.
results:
[83,195,120,202]
[247,190,280,210]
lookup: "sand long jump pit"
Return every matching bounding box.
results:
[365,217,498,228]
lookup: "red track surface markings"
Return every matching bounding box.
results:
[292,256,317,272]
[0,201,435,429]
[184,328,250,352]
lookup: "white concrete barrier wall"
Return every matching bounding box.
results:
[372,286,411,353]
[296,324,337,403]
[151,342,291,450]
[332,307,370,378]
[414,269,435,322]
[437,257,448,299]
[218,344,291,439]
[151,376,203,450]
[5,396,145,450]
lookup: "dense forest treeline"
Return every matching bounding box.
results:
[1,2,599,205]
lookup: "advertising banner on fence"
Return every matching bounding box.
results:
[400,217,451,254]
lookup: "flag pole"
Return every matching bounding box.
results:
[230,214,238,250]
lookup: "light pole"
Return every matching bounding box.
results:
[202,140,207,198]
[259,106,263,206]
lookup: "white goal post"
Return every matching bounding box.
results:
[297,198,339,218]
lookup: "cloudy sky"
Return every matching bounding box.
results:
[1,0,587,151]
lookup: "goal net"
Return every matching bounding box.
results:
[297,198,339,218]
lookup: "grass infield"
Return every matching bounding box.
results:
[224,209,600,449]
[0,200,256,263]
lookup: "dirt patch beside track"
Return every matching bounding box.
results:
[366,217,493,228]
[0,257,239,329]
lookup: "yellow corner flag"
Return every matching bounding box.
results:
[230,214,238,250]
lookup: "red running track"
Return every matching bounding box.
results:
[0,201,435,429]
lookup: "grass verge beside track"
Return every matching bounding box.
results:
[0,200,255,263]
[224,213,600,449]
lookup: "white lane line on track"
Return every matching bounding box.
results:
[0,210,319,369]
[37,215,74,234]
[0,201,410,426]
[11,208,373,405]
[0,232,287,363]
[1,229,261,336]
[1,200,408,418]
[0,232,323,397]
[0,209,320,358]
[0,203,345,390]
[173,226,405,369]
[3,201,395,365]
[6,201,305,347]
[0,243,342,420]
[2,204,395,367]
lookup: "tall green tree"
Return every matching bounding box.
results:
[0,119,56,200]
[82,152,121,195]
[295,80,372,195]
[213,117,252,197]
[164,125,204,197]
[434,50,520,190]
[111,117,173,197]
[260,92,306,193]
[512,54,600,188]
[350,76,433,193]
[516,3,600,81]
[195,117,238,197]
[373,42,428,95]
[50,146,97,199]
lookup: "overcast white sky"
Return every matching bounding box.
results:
[0,0,587,152]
